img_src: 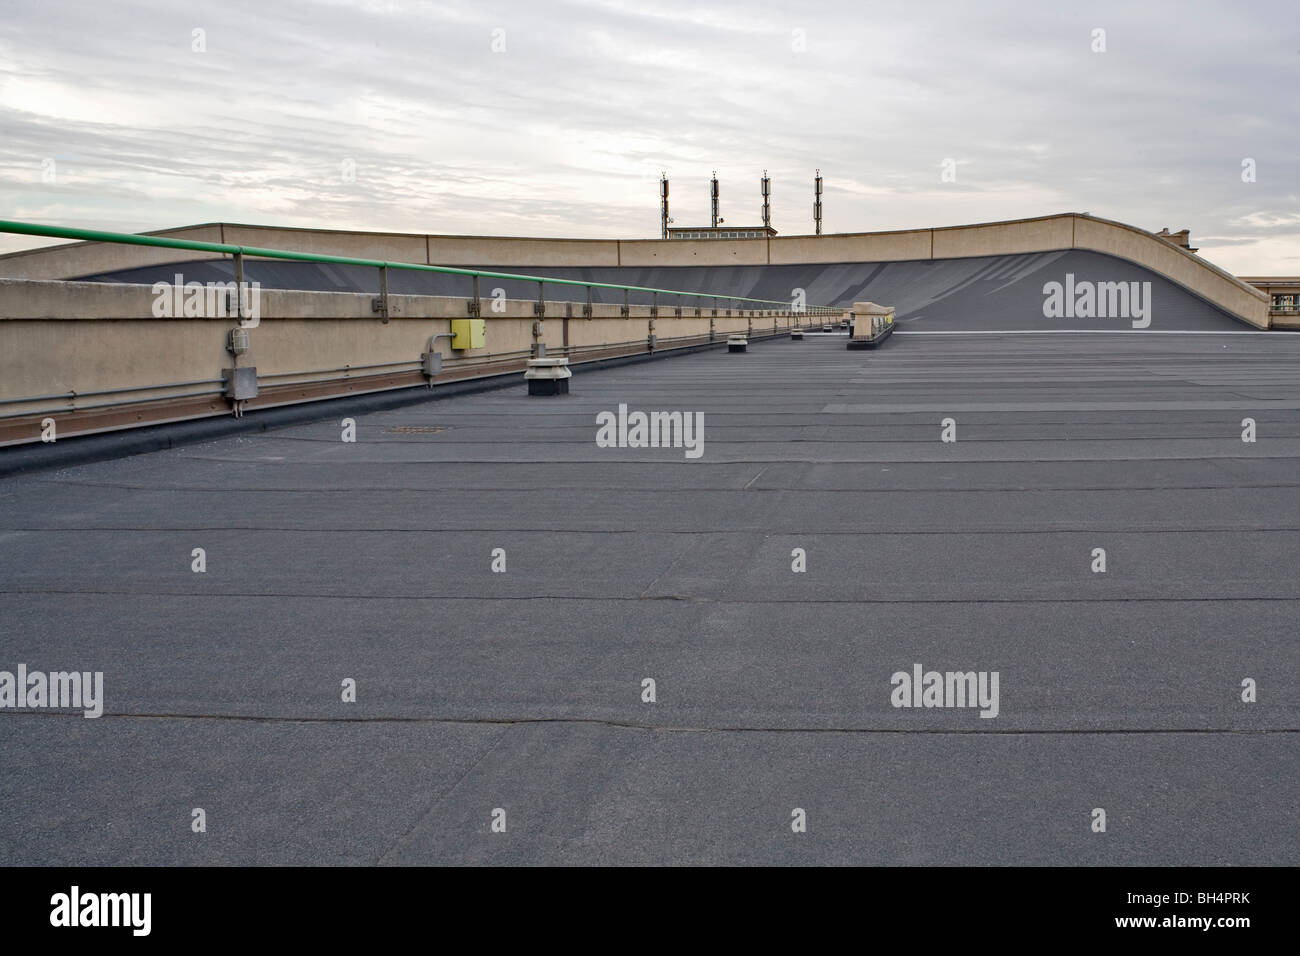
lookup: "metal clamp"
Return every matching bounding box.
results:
[467,275,481,316]
[371,264,390,323]
[232,251,245,323]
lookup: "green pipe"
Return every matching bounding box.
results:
[0,219,839,313]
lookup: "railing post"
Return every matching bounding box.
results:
[468,274,481,317]
[533,280,545,357]
[649,291,658,351]
[371,264,390,323]
[232,251,245,324]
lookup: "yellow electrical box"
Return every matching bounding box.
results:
[450,318,485,350]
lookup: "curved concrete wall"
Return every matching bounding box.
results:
[84,248,1249,332]
[1071,215,1268,326]
[0,213,1272,327]
[0,224,226,280]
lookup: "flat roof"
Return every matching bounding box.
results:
[1,332,1295,863]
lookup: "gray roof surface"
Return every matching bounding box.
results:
[1,330,1297,864]
[84,248,1248,330]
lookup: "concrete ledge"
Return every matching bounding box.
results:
[0,328,790,476]
[0,212,1271,327]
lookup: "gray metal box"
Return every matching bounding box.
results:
[222,366,259,401]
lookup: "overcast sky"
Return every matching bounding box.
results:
[1,0,1296,273]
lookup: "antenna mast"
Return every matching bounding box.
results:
[761,170,771,230]
[814,169,823,235]
[660,173,670,239]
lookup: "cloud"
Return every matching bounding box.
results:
[1232,211,1300,229]
[0,0,1297,272]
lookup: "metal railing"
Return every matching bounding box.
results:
[0,219,837,431]
[0,219,843,317]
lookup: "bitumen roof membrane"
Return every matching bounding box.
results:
[1,330,1297,864]
[82,248,1249,330]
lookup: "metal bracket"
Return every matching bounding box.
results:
[534,280,546,317]
[583,285,593,318]
[222,366,259,402]
[371,264,390,323]
[647,293,656,351]
[467,275,481,316]
[232,251,245,324]
[621,289,629,317]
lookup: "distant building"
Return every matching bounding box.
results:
[1240,277,1300,315]
[668,225,778,240]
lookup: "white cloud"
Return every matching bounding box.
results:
[0,0,1295,272]
[1232,211,1300,229]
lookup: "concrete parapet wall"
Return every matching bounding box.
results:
[771,228,933,263]
[619,237,770,267]
[0,277,801,442]
[0,213,1271,328]
[1071,215,1269,327]
[931,216,1075,259]
[221,224,427,264]
[426,234,618,267]
[0,224,226,280]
